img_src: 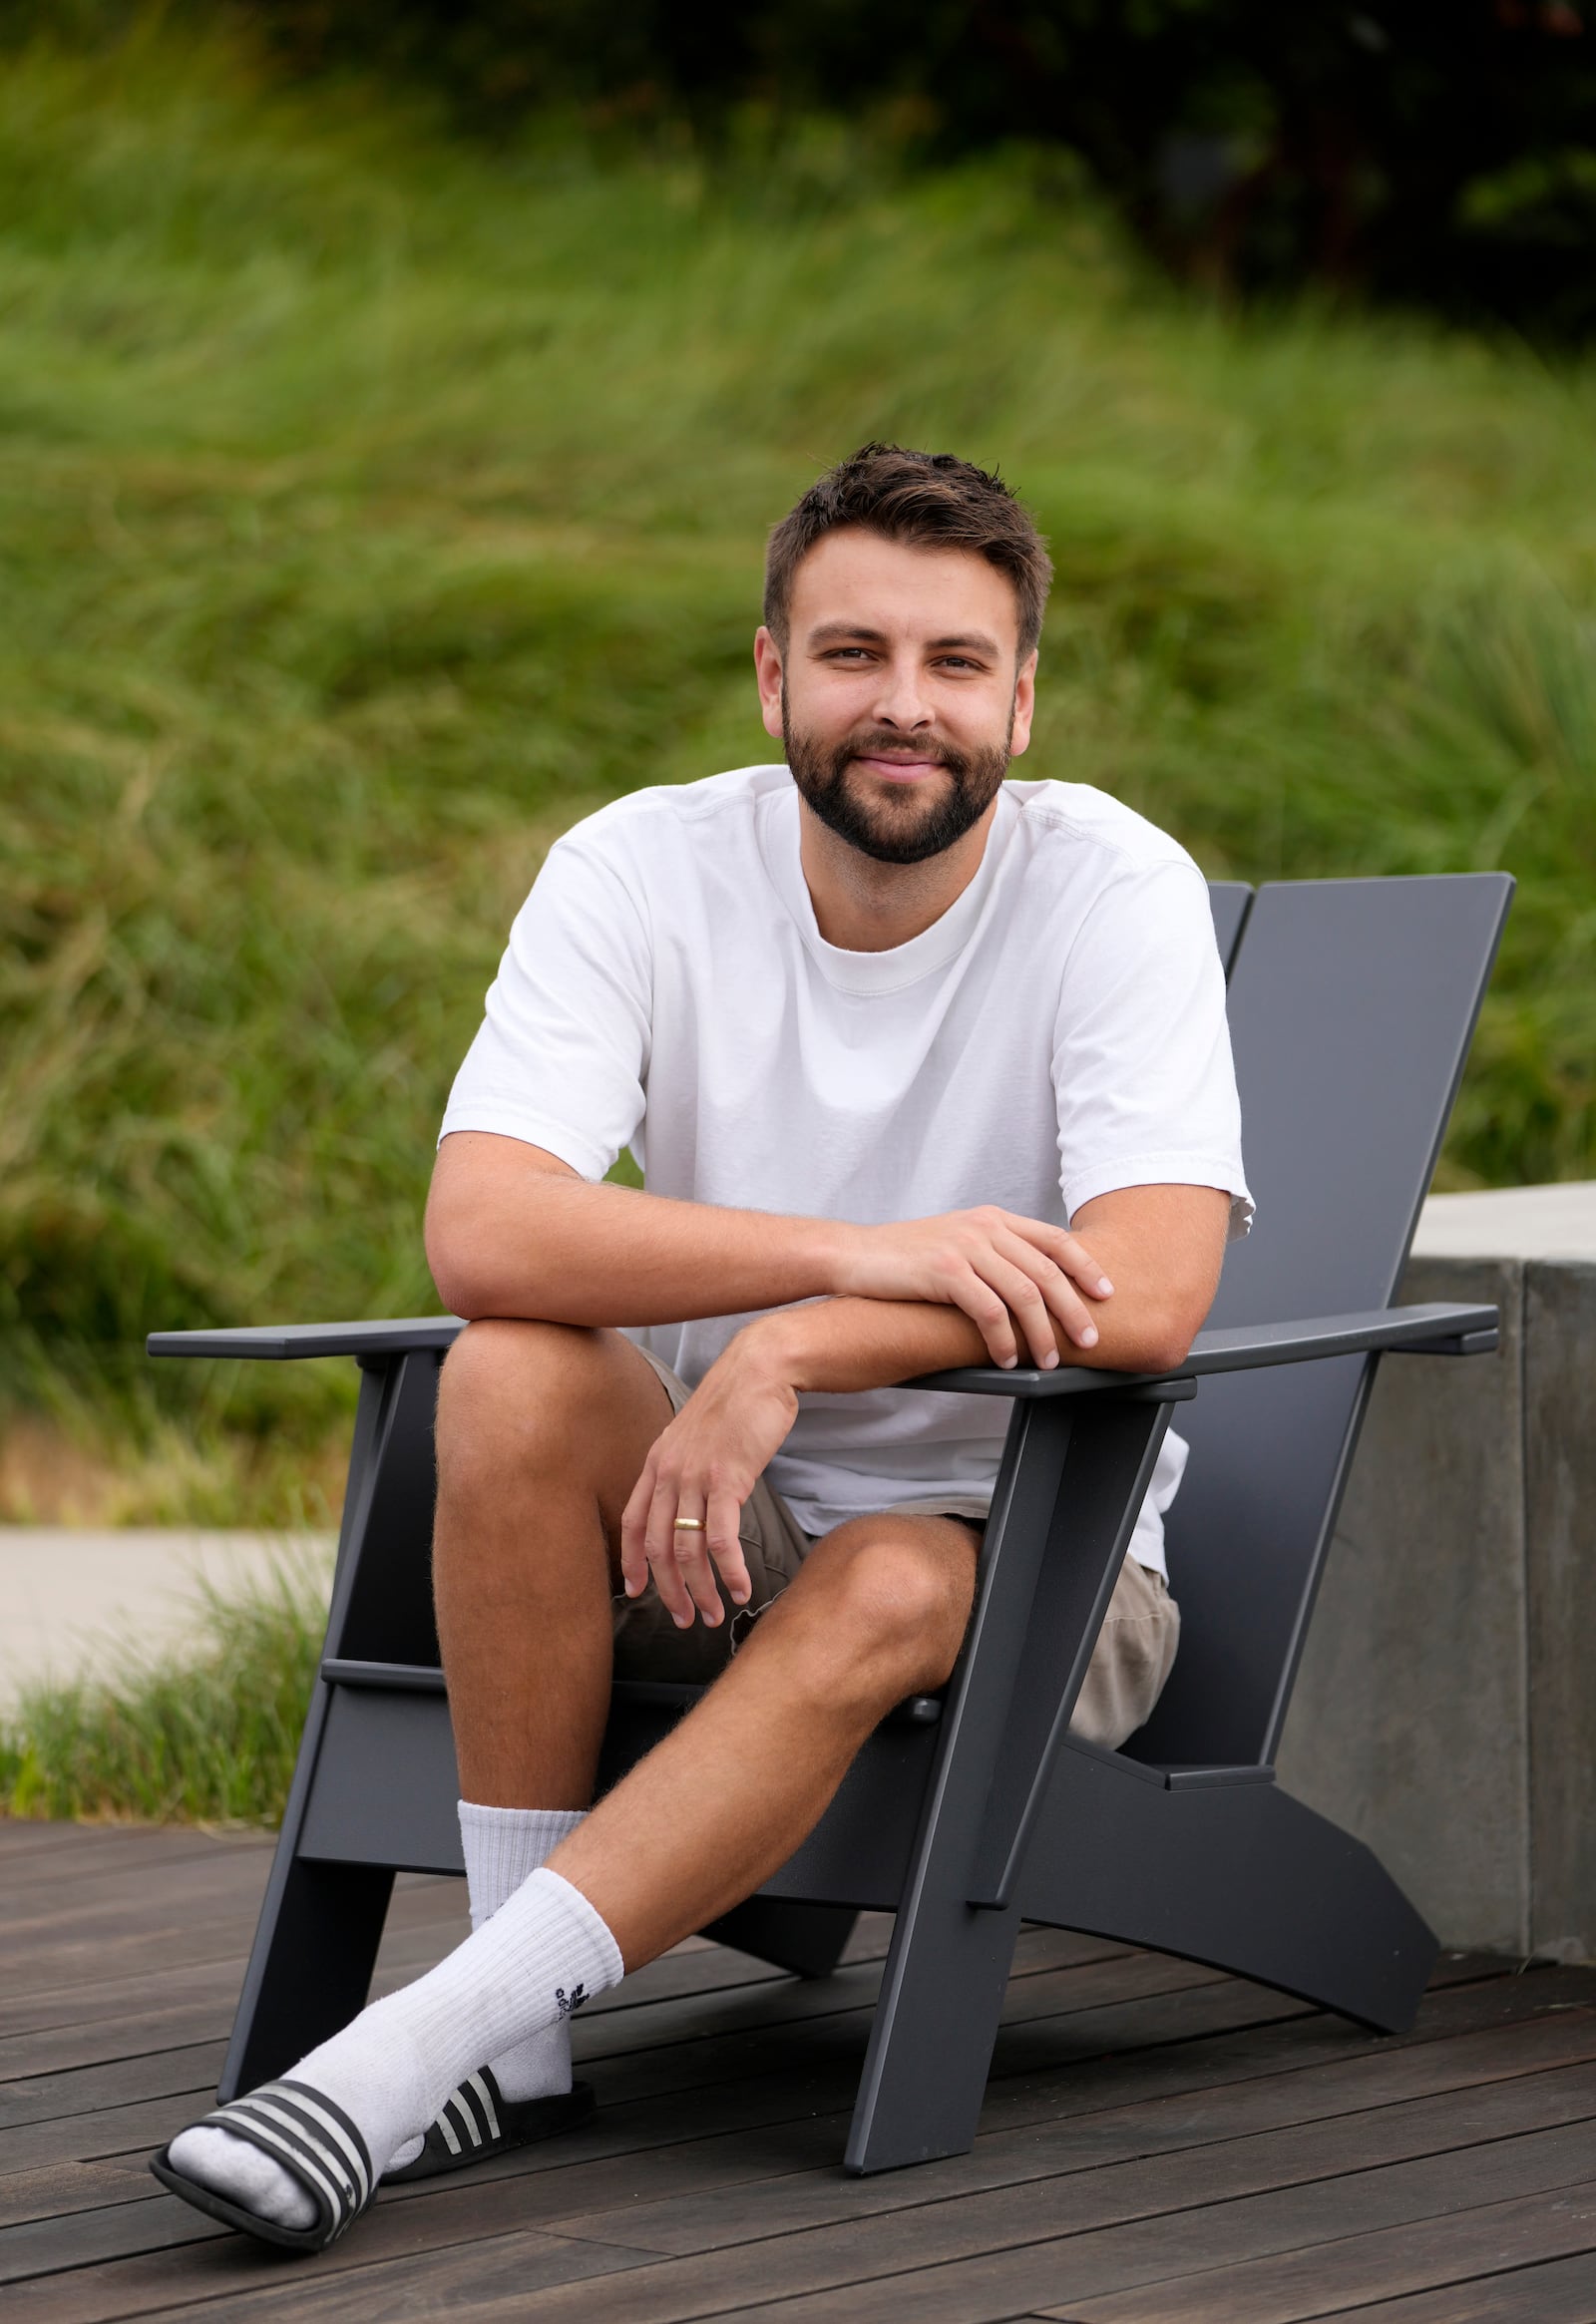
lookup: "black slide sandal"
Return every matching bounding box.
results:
[150,2078,375,2255]
[383,2065,596,2182]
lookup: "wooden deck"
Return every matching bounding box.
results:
[3,1819,1595,2322]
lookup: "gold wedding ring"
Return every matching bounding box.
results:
[671,1515,707,1531]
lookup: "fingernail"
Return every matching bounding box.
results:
[1001,1354,1016,1369]
[672,1613,692,1628]
[1098,1278,1114,1296]
[1042,1350,1059,1368]
[1081,1326,1098,1347]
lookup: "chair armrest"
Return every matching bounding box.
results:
[147,1317,465,1361]
[908,1301,1500,1398]
[148,1298,1496,1384]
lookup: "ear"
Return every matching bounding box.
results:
[753,626,786,741]
[1007,647,1038,759]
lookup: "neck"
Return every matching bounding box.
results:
[797,794,1001,953]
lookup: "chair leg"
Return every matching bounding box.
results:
[702,1899,859,1979]
[1020,1745,1438,2033]
[844,1390,1181,2173]
[846,1860,1022,2173]
[219,1856,395,2100]
[219,1355,423,2101]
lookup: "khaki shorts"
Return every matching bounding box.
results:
[613,1349,1180,1748]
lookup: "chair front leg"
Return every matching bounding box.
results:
[843,1387,1179,2174]
[220,1353,439,2099]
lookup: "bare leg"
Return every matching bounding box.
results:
[432,1318,676,1809]
[163,1402,977,2240]
[435,1318,978,1958]
[552,1512,980,1968]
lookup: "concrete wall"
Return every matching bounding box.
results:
[1275,1186,1596,1960]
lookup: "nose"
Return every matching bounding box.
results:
[869,650,934,733]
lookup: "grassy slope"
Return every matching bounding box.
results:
[3,32,1595,1518]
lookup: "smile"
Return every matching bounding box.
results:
[851,755,946,784]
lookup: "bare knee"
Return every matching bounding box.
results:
[803,1524,977,1704]
[435,1318,640,1511]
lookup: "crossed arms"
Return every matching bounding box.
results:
[427,1130,1230,1630]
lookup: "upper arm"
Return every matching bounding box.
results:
[1070,1182,1230,1365]
[438,835,652,1184]
[429,1130,579,1210]
[1052,861,1251,1240]
[425,1132,581,1307]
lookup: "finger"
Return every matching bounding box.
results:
[972,1252,1057,1366]
[978,1254,1075,1364]
[674,1523,727,1625]
[642,1483,700,1627]
[620,1460,657,1597]
[991,1230,1098,1352]
[949,1264,1020,1367]
[1000,1214,1114,1297]
[706,1485,751,1606]
[654,1490,725,1626]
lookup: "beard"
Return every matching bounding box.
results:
[783,692,1012,867]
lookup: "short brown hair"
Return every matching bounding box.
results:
[764,443,1052,657]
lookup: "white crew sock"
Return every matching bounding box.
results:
[167,1867,622,2233]
[381,1800,585,2175]
[380,1801,586,2172]
[458,1801,586,2102]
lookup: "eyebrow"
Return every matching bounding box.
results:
[806,622,1003,657]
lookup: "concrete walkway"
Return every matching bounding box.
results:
[0,1529,334,1714]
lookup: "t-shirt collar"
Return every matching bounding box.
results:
[757,774,1017,995]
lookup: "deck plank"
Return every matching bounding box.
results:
[44,2121,1596,2324]
[1303,2250,1596,2321]
[1048,2176,1596,2323]
[677,2142,1596,2324]
[4,1820,1594,2324]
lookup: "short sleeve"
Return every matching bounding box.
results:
[1053,861,1252,1235]
[439,834,651,1182]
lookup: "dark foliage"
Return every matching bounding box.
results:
[209,0,1596,332]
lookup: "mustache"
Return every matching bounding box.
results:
[839,731,967,773]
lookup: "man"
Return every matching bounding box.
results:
[156,445,1250,2251]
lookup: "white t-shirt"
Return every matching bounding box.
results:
[441,764,1252,1574]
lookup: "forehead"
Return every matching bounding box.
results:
[787,528,1020,651]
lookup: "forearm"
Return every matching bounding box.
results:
[753,1283,1196,1398]
[427,1137,848,1325]
[429,1135,1224,1362]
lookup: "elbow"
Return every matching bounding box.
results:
[424,1197,499,1322]
[426,1238,483,1323]
[1129,1307,1201,1376]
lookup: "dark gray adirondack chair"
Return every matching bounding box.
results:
[149,871,1511,2176]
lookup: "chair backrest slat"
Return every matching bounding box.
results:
[1131,873,1512,1769]
[1207,881,1253,972]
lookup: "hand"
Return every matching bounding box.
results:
[619,1330,800,1630]
[832,1207,1114,1369]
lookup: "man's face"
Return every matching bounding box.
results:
[754,530,1036,867]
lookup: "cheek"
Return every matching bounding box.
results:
[789,672,877,738]
[939,686,1015,750]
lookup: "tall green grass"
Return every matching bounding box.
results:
[0,1553,324,1823]
[3,30,1595,1513]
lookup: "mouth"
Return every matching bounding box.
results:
[850,753,948,785]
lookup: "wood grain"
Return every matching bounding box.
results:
[3,1819,1593,2324]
